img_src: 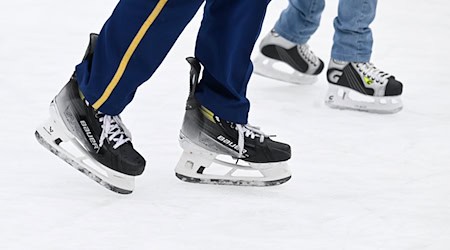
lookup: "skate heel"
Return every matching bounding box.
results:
[175,134,217,183]
[253,53,318,85]
[35,101,73,145]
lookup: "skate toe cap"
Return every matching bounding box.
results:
[313,60,325,75]
[266,140,291,162]
[273,142,291,161]
[385,77,403,96]
[122,155,146,176]
[118,144,146,176]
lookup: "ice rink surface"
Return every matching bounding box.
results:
[1,0,449,249]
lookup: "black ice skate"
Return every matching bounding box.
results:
[175,57,292,186]
[253,29,324,84]
[35,34,145,194]
[325,59,403,113]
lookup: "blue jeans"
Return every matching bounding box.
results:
[274,0,377,62]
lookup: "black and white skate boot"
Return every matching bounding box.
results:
[325,59,403,113]
[175,57,292,186]
[35,34,145,194]
[253,29,324,84]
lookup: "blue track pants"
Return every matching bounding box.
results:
[76,0,269,124]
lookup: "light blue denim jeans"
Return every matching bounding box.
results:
[274,0,377,62]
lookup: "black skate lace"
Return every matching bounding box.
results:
[356,62,391,85]
[298,44,319,66]
[97,113,131,150]
[235,124,270,158]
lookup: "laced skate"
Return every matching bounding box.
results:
[175,57,292,186]
[253,29,324,84]
[325,59,403,113]
[35,34,145,194]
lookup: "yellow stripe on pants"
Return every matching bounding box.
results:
[92,0,168,110]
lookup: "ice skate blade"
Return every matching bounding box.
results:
[175,173,291,187]
[34,103,135,194]
[175,135,292,186]
[253,53,317,85]
[325,84,403,114]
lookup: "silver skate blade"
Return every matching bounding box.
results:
[175,136,292,186]
[325,84,403,114]
[35,118,135,194]
[175,173,291,186]
[253,53,318,85]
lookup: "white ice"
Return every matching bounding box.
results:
[0,0,449,249]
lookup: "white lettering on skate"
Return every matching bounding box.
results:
[328,69,343,83]
[80,120,99,150]
[43,126,54,135]
[217,135,247,154]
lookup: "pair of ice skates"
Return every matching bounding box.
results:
[253,30,403,114]
[35,34,292,194]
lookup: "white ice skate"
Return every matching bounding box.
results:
[253,30,324,84]
[325,60,403,114]
[35,101,136,194]
[175,57,292,186]
[35,34,145,194]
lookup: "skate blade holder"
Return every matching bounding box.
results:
[175,140,291,186]
[325,84,403,114]
[35,109,135,194]
[253,53,318,85]
[58,139,135,193]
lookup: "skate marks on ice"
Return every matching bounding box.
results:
[175,134,292,186]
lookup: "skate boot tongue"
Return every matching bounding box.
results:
[97,112,131,150]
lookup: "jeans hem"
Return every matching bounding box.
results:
[273,24,310,45]
[331,52,371,63]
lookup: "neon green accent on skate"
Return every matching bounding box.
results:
[364,76,373,85]
[78,89,86,100]
[200,106,216,123]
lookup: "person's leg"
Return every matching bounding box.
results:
[36,0,206,194]
[274,0,325,44]
[175,0,292,185]
[251,0,325,84]
[331,0,377,62]
[76,0,204,115]
[194,0,270,124]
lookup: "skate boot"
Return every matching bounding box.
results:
[175,57,292,186]
[253,29,324,84]
[325,59,403,113]
[35,34,145,194]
